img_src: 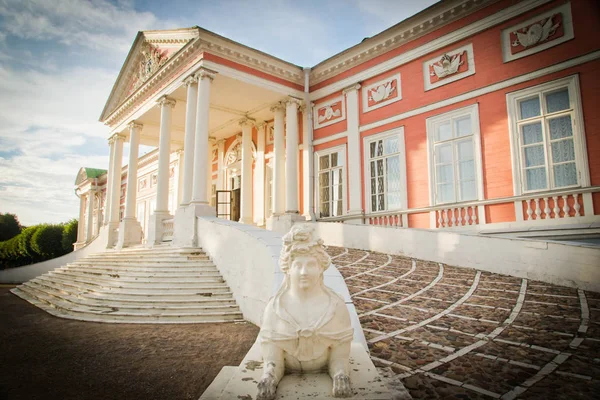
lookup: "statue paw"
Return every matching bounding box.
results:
[332,373,351,398]
[257,376,277,400]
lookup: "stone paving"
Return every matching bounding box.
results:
[324,246,600,399]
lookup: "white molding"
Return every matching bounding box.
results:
[425,104,484,207]
[362,127,408,213]
[313,131,348,146]
[361,73,402,113]
[502,2,574,63]
[313,95,346,130]
[506,74,591,196]
[360,50,600,133]
[309,0,552,101]
[423,43,475,91]
[314,144,347,218]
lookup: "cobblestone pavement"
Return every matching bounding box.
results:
[324,246,600,399]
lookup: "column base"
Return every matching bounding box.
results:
[172,206,198,248]
[239,216,254,225]
[116,218,143,249]
[146,211,172,247]
[106,221,120,249]
[189,202,216,217]
[266,213,306,234]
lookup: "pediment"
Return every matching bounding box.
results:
[100,28,199,123]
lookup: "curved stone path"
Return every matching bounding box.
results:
[324,246,600,399]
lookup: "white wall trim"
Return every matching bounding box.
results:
[309,0,552,101]
[313,131,348,146]
[359,50,600,133]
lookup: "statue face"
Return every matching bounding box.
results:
[290,255,320,290]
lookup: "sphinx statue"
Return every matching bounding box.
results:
[257,225,354,399]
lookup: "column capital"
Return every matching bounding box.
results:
[343,83,362,95]
[255,121,266,131]
[108,133,126,145]
[157,96,176,108]
[285,97,303,108]
[270,101,286,113]
[208,136,217,144]
[217,138,226,146]
[195,67,217,82]
[127,121,143,132]
[239,117,256,127]
[183,75,198,86]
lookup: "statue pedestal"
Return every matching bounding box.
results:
[200,341,392,400]
[266,213,305,235]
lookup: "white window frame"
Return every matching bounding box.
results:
[426,103,484,206]
[363,127,408,213]
[314,145,347,218]
[506,75,590,196]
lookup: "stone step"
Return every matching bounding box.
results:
[12,288,244,324]
[57,268,224,282]
[93,249,208,257]
[83,254,211,261]
[35,275,232,295]
[62,266,220,277]
[71,260,215,267]
[49,271,225,287]
[26,279,235,302]
[19,284,241,314]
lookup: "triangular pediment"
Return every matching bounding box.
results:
[100,28,199,123]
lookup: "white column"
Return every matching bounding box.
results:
[124,122,142,219]
[271,103,285,215]
[239,119,254,224]
[191,68,216,207]
[155,96,176,213]
[217,139,225,190]
[86,190,95,241]
[255,123,266,226]
[109,134,124,224]
[207,137,216,208]
[181,76,198,206]
[301,104,315,220]
[77,192,86,243]
[176,149,184,206]
[104,141,115,225]
[285,98,301,213]
[344,83,363,217]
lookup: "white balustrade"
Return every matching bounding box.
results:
[436,205,479,228]
[521,191,584,221]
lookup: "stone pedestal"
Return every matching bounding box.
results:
[172,204,216,247]
[146,211,172,247]
[106,221,120,249]
[200,342,391,400]
[116,218,143,249]
[344,212,365,225]
[266,213,305,234]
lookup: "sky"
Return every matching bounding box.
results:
[0,0,437,227]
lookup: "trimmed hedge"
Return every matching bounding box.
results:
[0,220,79,270]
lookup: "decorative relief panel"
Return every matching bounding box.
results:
[362,73,401,113]
[313,96,345,130]
[501,2,573,63]
[423,43,475,91]
[138,177,148,192]
[267,121,274,145]
[128,42,169,96]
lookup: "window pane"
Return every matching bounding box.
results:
[370,161,375,178]
[376,159,384,179]
[524,145,546,167]
[377,140,384,157]
[546,88,570,113]
[334,200,343,216]
[554,163,577,187]
[371,195,377,212]
[386,156,401,193]
[551,140,575,163]
[519,96,541,119]
[370,177,376,195]
[525,168,547,191]
[436,164,453,183]
[436,143,452,163]
[455,116,471,137]
[387,192,402,210]
[459,160,475,181]
[377,194,385,211]
[319,155,329,170]
[548,116,573,140]
[369,142,376,158]
[377,175,384,194]
[521,122,543,145]
[330,152,338,167]
[319,172,329,189]
[437,183,454,203]
[437,122,452,142]
[384,136,399,155]
[334,168,343,185]
[320,201,330,218]
[320,187,329,202]
[456,140,474,161]
[459,180,477,201]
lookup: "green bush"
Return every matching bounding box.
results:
[0,213,22,242]
[61,219,78,253]
[31,224,66,258]
[18,226,40,258]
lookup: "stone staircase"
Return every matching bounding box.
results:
[10,246,244,324]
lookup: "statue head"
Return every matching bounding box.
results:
[279,225,331,275]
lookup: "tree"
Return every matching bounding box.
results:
[0,213,22,242]
[61,219,78,253]
[31,224,65,258]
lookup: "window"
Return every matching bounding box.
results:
[427,104,483,205]
[507,75,590,194]
[365,129,407,212]
[315,146,345,218]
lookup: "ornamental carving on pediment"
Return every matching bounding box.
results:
[510,14,563,54]
[128,42,169,95]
